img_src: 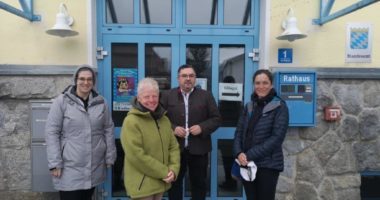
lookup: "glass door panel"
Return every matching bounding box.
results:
[219,44,245,127]
[101,35,179,199]
[111,43,138,127]
[180,35,255,199]
[223,0,251,25]
[145,44,172,90]
[186,0,217,25]
[140,0,172,24]
[218,139,243,197]
[217,44,245,197]
[106,0,133,24]
[186,44,212,91]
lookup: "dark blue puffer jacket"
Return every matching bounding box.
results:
[233,96,289,171]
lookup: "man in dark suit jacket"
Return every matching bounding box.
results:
[160,64,221,200]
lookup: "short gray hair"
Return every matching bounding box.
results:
[137,77,159,96]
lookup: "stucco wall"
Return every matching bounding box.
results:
[270,1,380,68]
[0,0,88,65]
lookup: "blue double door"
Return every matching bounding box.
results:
[99,34,256,199]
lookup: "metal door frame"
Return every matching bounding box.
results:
[96,1,261,199]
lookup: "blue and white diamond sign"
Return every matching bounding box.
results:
[346,23,372,63]
[350,30,368,49]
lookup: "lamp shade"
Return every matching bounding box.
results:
[46,3,78,37]
[277,9,307,42]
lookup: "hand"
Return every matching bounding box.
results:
[162,170,176,183]
[189,125,202,136]
[238,153,248,166]
[50,168,61,178]
[174,126,187,138]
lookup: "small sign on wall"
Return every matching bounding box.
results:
[278,48,293,63]
[346,23,372,63]
[219,83,243,101]
[196,78,207,90]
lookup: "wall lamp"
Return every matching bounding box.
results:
[46,3,78,37]
[276,8,307,42]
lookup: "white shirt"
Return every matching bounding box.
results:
[181,88,194,147]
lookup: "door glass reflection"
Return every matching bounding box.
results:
[186,0,217,25]
[112,139,127,197]
[111,43,138,127]
[140,0,172,24]
[106,0,133,24]
[218,139,243,197]
[219,45,245,127]
[145,44,172,90]
[186,44,212,91]
[224,0,251,25]
[184,154,211,198]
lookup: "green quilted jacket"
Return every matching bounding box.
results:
[121,100,180,199]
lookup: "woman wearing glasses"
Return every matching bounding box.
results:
[233,69,289,200]
[45,65,116,200]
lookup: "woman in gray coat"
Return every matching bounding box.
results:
[45,65,116,200]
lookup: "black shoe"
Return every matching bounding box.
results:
[219,180,237,190]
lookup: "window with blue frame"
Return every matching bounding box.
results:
[104,0,253,28]
[106,0,134,24]
[140,0,172,24]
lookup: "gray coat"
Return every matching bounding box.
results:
[45,86,116,191]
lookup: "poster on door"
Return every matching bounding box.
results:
[113,68,137,111]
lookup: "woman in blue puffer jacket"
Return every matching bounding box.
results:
[233,69,289,200]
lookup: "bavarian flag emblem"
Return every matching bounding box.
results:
[350,27,369,49]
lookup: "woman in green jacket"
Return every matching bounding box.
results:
[121,78,180,200]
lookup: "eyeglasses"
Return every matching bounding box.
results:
[78,77,93,82]
[179,74,196,79]
[254,81,270,85]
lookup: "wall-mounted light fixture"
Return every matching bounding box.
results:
[276,8,307,42]
[46,3,78,38]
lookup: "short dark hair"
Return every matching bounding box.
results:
[253,69,273,84]
[177,64,196,75]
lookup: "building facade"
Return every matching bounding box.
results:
[1,0,380,199]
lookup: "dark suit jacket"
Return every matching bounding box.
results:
[160,87,221,155]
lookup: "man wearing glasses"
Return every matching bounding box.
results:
[160,64,221,200]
